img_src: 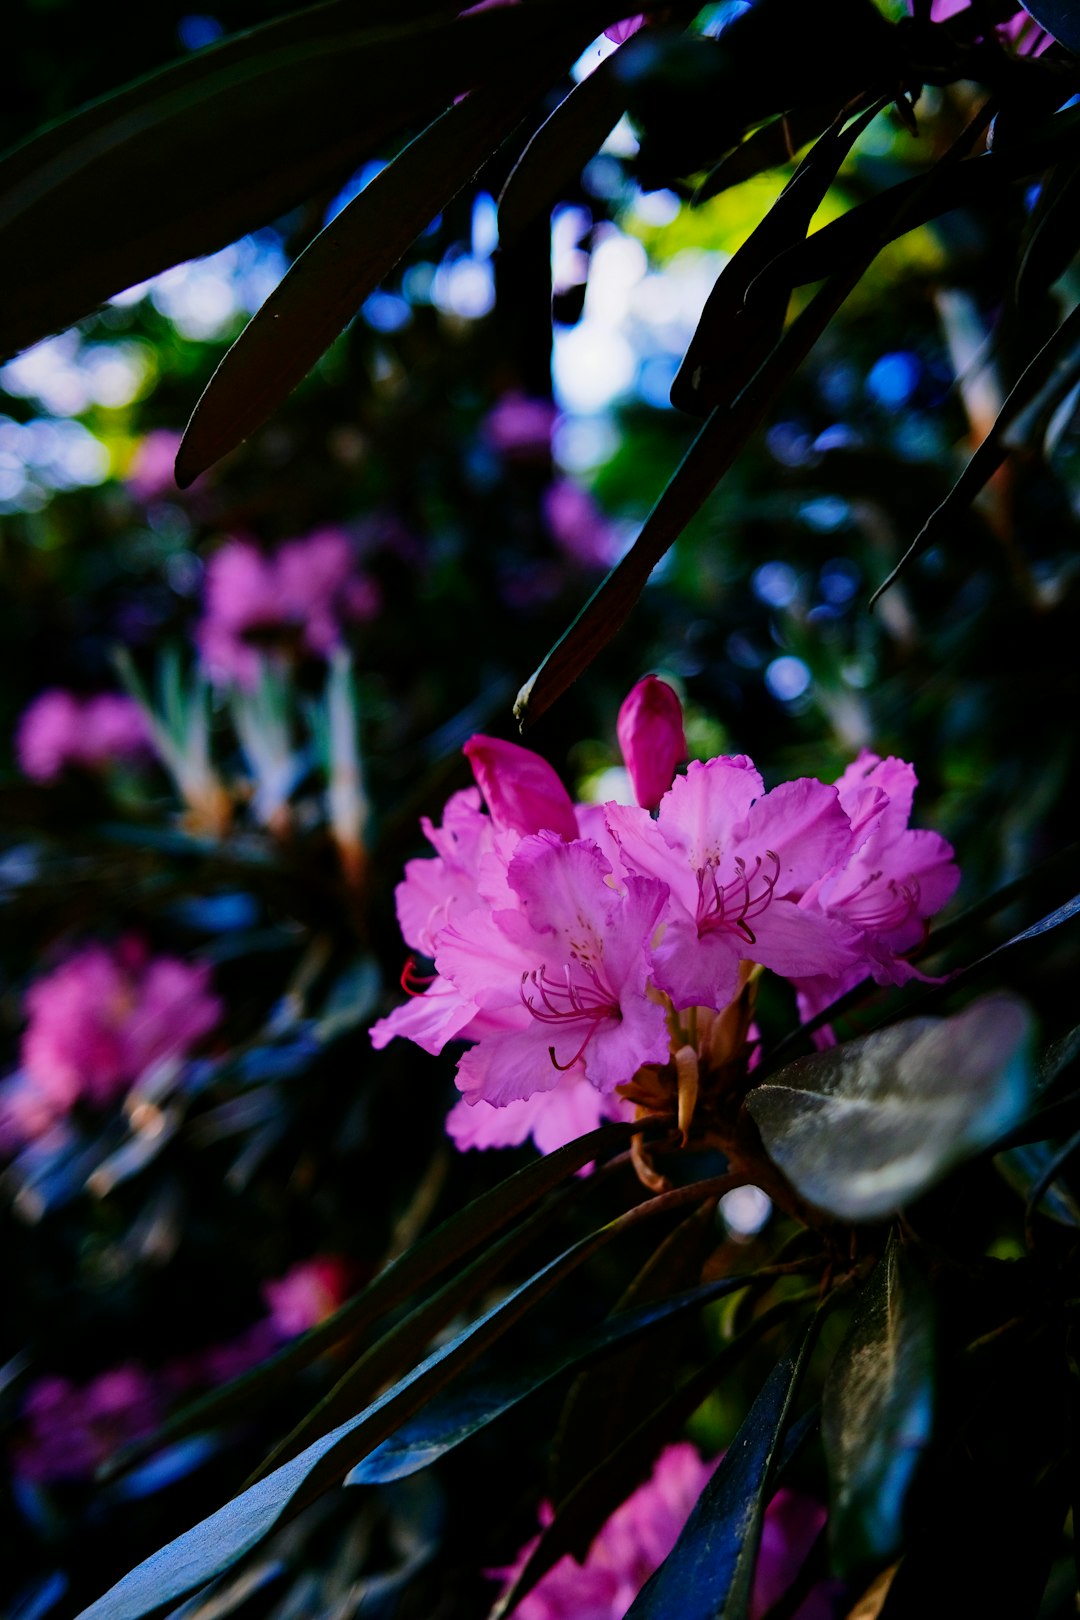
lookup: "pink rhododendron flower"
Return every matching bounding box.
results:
[607,758,862,1013]
[372,682,958,1162]
[13,1365,164,1484]
[16,690,154,782]
[263,1256,350,1338]
[6,939,220,1143]
[617,675,686,811]
[482,392,558,459]
[792,750,960,1032]
[492,1443,829,1620]
[196,529,379,686]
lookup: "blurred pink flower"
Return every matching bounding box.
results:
[123,429,184,504]
[16,690,153,782]
[263,1256,350,1338]
[543,479,620,569]
[14,1365,164,1484]
[196,529,380,685]
[482,393,558,459]
[9,939,220,1138]
[493,1442,829,1620]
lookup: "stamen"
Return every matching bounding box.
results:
[400,956,438,996]
[519,963,621,1072]
[695,849,780,938]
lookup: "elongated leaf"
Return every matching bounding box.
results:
[997,1139,1080,1227]
[1019,0,1080,52]
[624,1353,806,1620]
[176,40,588,485]
[870,301,1080,604]
[823,1236,934,1576]
[514,187,911,727]
[551,1199,717,1507]
[493,1291,815,1618]
[247,1159,595,1484]
[691,101,844,205]
[749,101,1080,304]
[0,0,618,358]
[348,1270,759,1487]
[746,995,1034,1223]
[1016,154,1080,306]
[107,1118,663,1476]
[497,48,629,245]
[672,97,884,415]
[79,1173,727,1620]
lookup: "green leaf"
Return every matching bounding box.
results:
[1019,1,1080,53]
[79,1172,727,1619]
[690,101,845,206]
[997,1140,1080,1227]
[550,1199,718,1507]
[749,101,1080,305]
[0,0,617,359]
[623,1352,807,1620]
[822,1235,934,1576]
[106,1118,661,1478]
[671,96,885,415]
[492,1290,815,1619]
[175,41,589,485]
[870,302,1080,605]
[746,995,1034,1223]
[348,1268,760,1488]
[1016,155,1080,306]
[497,49,629,246]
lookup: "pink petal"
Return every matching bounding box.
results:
[617,676,686,810]
[464,735,578,840]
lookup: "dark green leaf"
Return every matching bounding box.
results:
[746,995,1034,1222]
[348,1269,760,1488]
[623,1353,806,1620]
[823,1236,934,1575]
[870,302,1080,605]
[176,45,585,485]
[1019,1,1080,53]
[749,102,1080,305]
[690,101,844,205]
[106,1118,662,1478]
[997,1140,1080,1227]
[672,97,884,415]
[1016,155,1080,306]
[0,0,617,359]
[497,49,629,246]
[551,1199,717,1506]
[79,1173,726,1619]
[493,1291,815,1618]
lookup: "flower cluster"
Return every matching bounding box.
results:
[0,939,221,1148]
[16,689,153,782]
[371,678,958,1159]
[196,529,380,686]
[491,1442,831,1620]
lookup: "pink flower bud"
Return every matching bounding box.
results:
[617,676,686,810]
[463,735,578,840]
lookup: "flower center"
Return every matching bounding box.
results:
[837,872,920,932]
[520,963,621,1071]
[695,850,780,945]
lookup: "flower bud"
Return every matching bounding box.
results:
[617,676,685,809]
[463,735,578,840]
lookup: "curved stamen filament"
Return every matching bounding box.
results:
[520,963,621,1073]
[400,956,438,996]
[841,872,921,931]
[696,849,781,942]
